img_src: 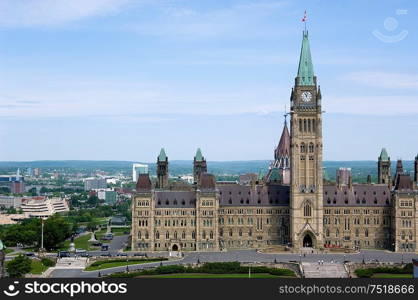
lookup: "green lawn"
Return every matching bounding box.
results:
[111,227,130,236]
[143,273,282,278]
[85,259,162,271]
[30,260,49,274]
[4,248,14,255]
[372,273,413,278]
[60,234,99,251]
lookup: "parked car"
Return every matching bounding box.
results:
[116,253,127,257]
[75,249,86,254]
[100,252,111,257]
[101,245,109,251]
[80,252,90,257]
[102,233,113,241]
[57,251,71,258]
[25,252,35,257]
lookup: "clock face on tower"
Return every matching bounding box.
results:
[301,91,312,103]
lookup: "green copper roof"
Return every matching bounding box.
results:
[158,148,167,161]
[379,148,389,161]
[297,31,315,86]
[268,168,282,182]
[195,148,203,161]
[257,170,265,181]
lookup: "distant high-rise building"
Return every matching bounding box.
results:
[132,164,149,182]
[84,178,107,191]
[34,168,41,177]
[0,169,25,194]
[96,189,117,205]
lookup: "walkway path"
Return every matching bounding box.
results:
[302,262,348,278]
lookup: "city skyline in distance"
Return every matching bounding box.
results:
[0,0,417,162]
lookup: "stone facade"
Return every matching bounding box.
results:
[131,31,418,253]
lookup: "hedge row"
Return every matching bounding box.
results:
[107,262,295,278]
[90,257,167,267]
[355,264,412,278]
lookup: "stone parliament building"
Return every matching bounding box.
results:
[131,31,418,253]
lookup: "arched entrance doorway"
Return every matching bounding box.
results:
[172,244,179,251]
[303,234,313,248]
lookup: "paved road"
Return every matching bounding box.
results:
[49,249,418,278]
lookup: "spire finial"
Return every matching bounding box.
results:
[301,10,307,32]
[283,104,289,125]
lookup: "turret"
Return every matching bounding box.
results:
[193,148,207,184]
[156,148,169,189]
[377,148,391,186]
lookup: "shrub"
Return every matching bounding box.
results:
[6,254,32,278]
[355,264,412,278]
[41,258,55,267]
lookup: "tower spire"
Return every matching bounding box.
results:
[296,24,315,86]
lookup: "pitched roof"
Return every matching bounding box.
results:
[297,31,315,86]
[379,148,389,161]
[195,148,204,161]
[266,167,282,183]
[218,184,290,206]
[323,184,391,207]
[136,173,152,192]
[394,173,413,191]
[199,173,216,190]
[158,148,167,161]
[275,121,290,159]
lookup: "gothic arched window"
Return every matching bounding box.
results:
[300,143,306,153]
[156,231,160,239]
[309,143,314,153]
[303,202,312,217]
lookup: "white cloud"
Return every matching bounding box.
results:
[126,0,290,39]
[343,71,418,89]
[324,95,418,116]
[0,0,133,27]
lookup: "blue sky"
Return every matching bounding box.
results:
[0,0,417,162]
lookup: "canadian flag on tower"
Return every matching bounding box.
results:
[301,10,307,22]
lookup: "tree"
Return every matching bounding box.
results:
[41,215,72,250]
[86,221,98,232]
[87,195,100,207]
[39,186,48,194]
[6,254,31,277]
[27,187,37,196]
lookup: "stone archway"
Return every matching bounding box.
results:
[302,232,315,248]
[172,244,179,251]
